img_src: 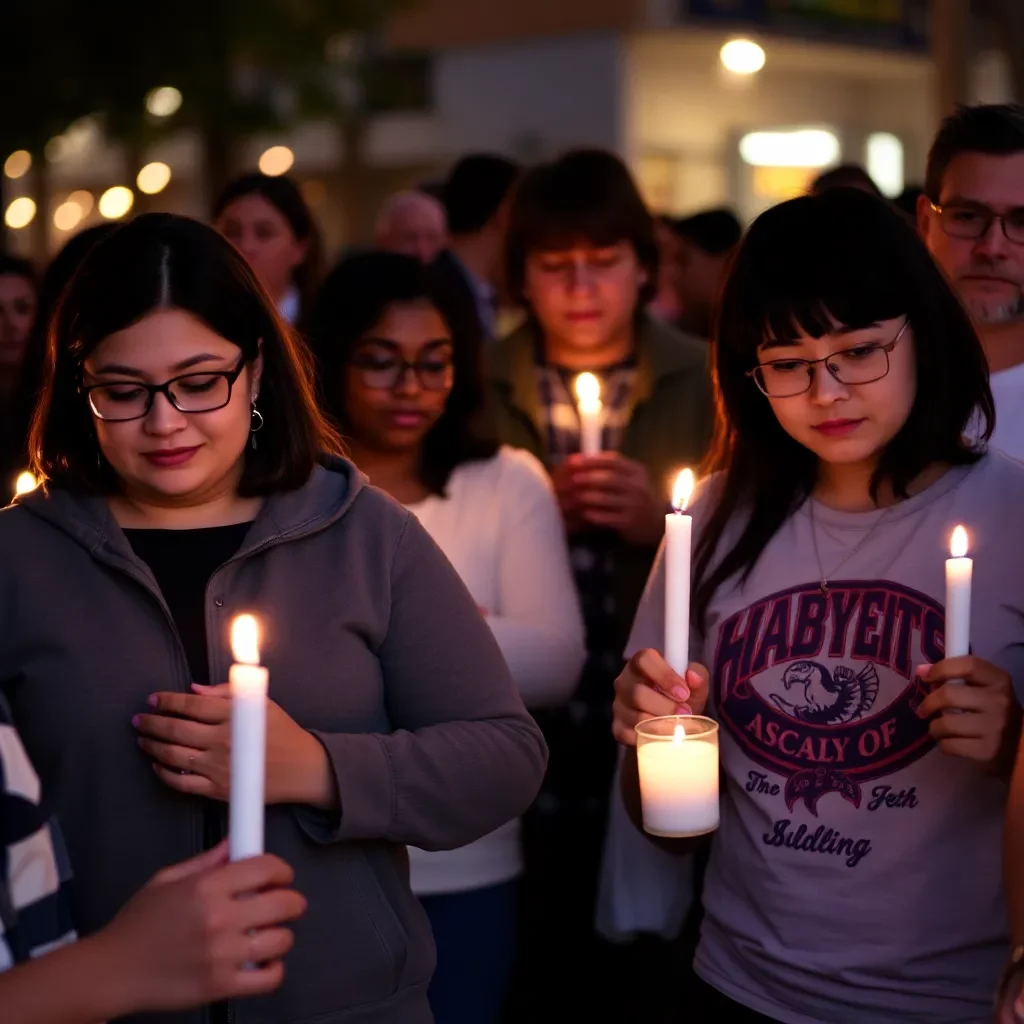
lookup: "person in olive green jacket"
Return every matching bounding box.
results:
[486,149,713,1023]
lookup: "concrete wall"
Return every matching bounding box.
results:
[389,0,644,50]
[432,33,625,158]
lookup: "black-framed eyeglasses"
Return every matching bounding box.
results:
[931,201,1024,244]
[83,355,248,422]
[349,342,454,392]
[747,319,909,398]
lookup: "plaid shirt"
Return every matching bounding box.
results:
[535,363,637,465]
[532,362,639,822]
[0,695,76,971]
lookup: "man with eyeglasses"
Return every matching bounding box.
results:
[918,103,1024,460]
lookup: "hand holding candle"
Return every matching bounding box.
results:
[574,372,603,456]
[665,469,695,676]
[945,525,972,665]
[229,614,269,862]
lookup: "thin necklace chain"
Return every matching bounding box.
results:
[807,497,894,595]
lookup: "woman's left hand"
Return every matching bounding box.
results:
[134,685,337,809]
[916,657,1021,774]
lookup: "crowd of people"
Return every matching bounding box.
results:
[2,100,1024,1024]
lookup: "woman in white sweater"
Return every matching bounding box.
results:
[310,251,585,1024]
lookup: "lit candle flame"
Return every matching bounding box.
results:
[950,525,968,559]
[14,471,38,497]
[574,372,601,413]
[672,469,695,513]
[672,723,686,744]
[231,614,261,666]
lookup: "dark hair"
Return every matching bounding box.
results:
[31,213,342,494]
[441,154,520,236]
[212,172,323,314]
[693,189,993,629]
[811,164,882,197]
[894,185,924,219]
[670,208,743,256]
[925,103,1024,200]
[9,225,119,468]
[309,251,498,496]
[0,254,37,288]
[505,148,659,306]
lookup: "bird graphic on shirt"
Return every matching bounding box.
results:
[770,660,880,725]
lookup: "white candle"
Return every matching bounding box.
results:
[665,469,695,676]
[637,721,719,837]
[574,372,603,456]
[945,525,972,662]
[229,614,268,861]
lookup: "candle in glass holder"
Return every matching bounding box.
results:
[945,525,972,663]
[574,372,603,456]
[229,614,268,861]
[636,715,719,837]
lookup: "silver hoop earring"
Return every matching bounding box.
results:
[250,405,264,450]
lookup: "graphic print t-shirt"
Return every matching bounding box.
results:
[628,453,1024,1024]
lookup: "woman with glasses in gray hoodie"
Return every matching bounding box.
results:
[1,213,547,1024]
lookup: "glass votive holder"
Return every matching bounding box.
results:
[635,715,719,838]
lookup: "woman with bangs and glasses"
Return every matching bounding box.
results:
[607,187,1024,1022]
[2,214,547,1024]
[309,250,584,1024]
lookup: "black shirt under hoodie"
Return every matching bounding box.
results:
[125,522,252,1024]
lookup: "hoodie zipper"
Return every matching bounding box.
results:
[37,499,352,1024]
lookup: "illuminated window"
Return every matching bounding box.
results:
[866,133,904,198]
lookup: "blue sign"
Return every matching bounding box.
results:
[684,0,929,51]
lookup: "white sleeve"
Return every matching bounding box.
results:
[485,449,586,709]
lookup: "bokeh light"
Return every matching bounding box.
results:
[258,146,295,176]
[4,197,37,229]
[3,151,31,179]
[99,186,135,220]
[720,39,766,75]
[137,162,172,195]
[146,87,182,118]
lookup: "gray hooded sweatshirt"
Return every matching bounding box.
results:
[1,457,547,1024]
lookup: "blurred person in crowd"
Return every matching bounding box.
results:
[672,208,743,340]
[0,255,36,400]
[374,190,448,264]
[650,216,683,324]
[811,163,883,197]
[7,213,546,1024]
[440,154,521,341]
[488,148,713,1020]
[0,255,37,490]
[610,187,1020,1024]
[894,184,924,221]
[997,950,1024,1024]
[213,172,322,329]
[418,177,446,202]
[1,694,306,1021]
[310,250,584,1024]
[918,104,1024,461]
[1008,738,1024,1013]
[4,225,119,498]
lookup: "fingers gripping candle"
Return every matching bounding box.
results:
[945,525,972,664]
[574,372,603,456]
[665,469,695,676]
[229,614,268,861]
